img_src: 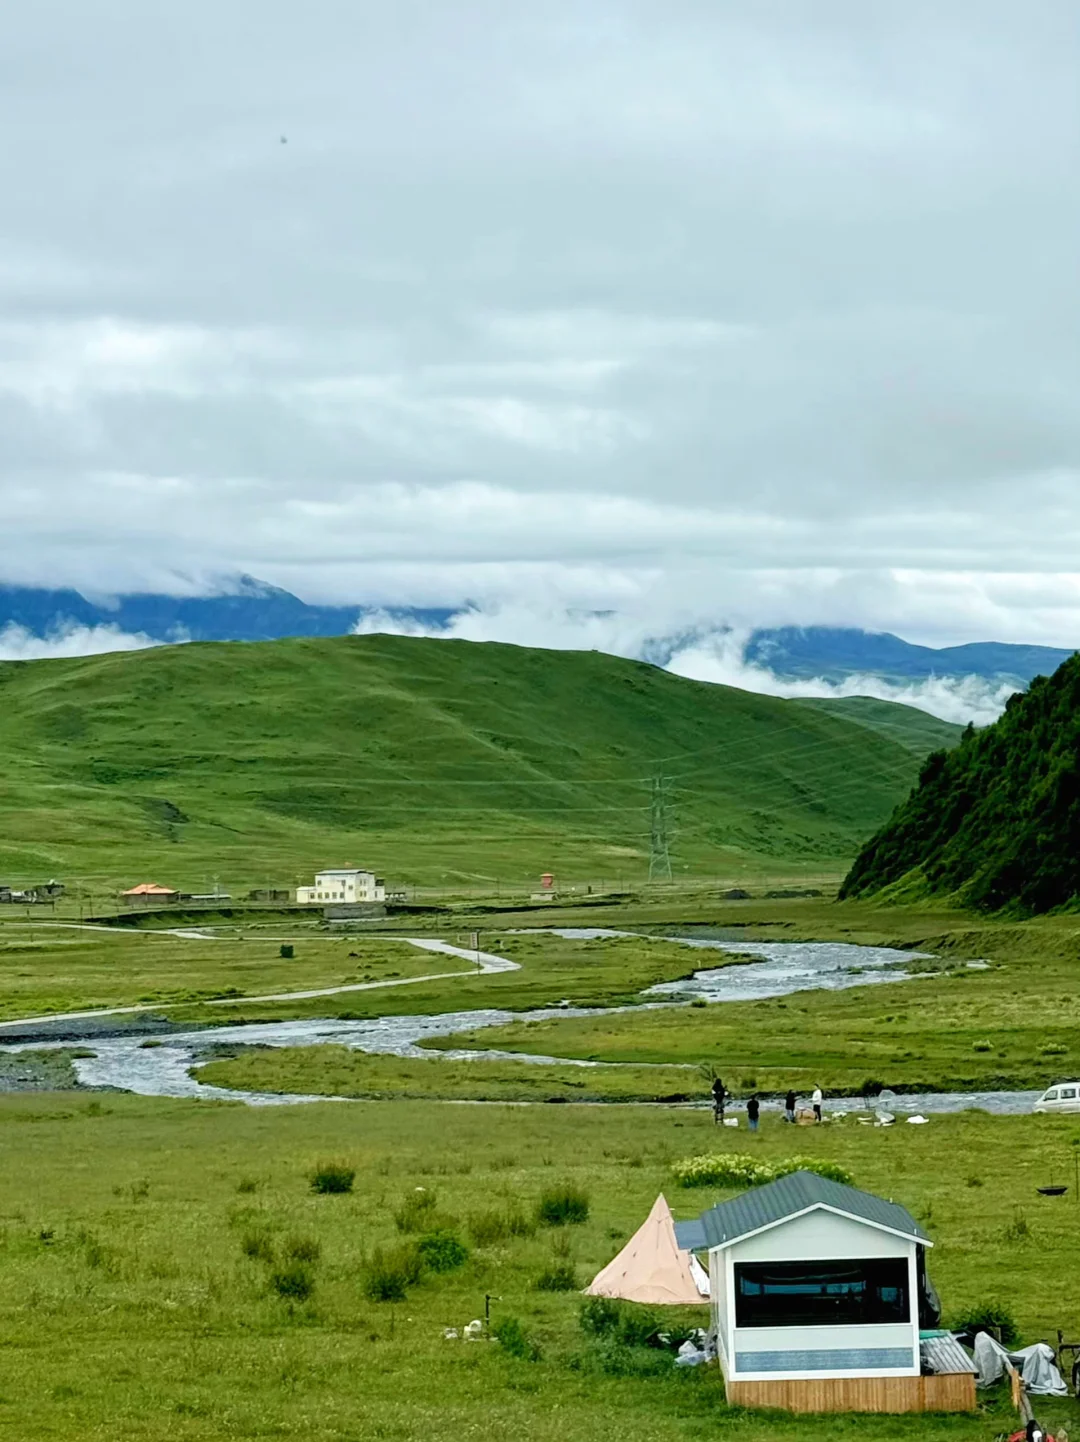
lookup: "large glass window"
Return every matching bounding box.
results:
[734,1259,909,1328]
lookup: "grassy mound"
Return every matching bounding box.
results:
[0,633,959,888]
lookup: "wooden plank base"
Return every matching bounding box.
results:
[726,1373,976,1413]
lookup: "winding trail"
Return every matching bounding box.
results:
[0,937,519,1032]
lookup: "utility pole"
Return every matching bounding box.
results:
[648,774,673,882]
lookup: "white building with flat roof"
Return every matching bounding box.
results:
[296,869,386,905]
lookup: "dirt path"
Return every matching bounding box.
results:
[0,938,519,1032]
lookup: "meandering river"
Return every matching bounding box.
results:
[0,932,1038,1113]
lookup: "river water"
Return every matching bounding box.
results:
[0,933,1037,1113]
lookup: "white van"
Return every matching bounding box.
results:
[1034,1082,1080,1114]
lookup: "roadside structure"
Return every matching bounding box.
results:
[295,869,386,905]
[675,1171,975,1414]
[121,883,181,905]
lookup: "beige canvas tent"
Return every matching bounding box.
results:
[584,1194,710,1305]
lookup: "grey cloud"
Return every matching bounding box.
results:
[0,0,1078,645]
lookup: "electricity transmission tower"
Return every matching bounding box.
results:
[648,774,673,882]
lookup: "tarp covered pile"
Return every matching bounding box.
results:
[584,1194,710,1305]
[973,1332,1068,1396]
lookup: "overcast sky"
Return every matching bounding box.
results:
[2,0,1078,646]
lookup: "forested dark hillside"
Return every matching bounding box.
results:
[841,654,1080,911]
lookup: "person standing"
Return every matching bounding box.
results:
[812,1085,823,1123]
[711,1076,727,1124]
[747,1095,760,1133]
[784,1089,796,1125]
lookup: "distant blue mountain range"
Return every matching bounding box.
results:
[1,577,1072,686]
[0,576,452,644]
[742,626,1074,685]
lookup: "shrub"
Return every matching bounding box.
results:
[612,1304,662,1348]
[236,1177,259,1195]
[578,1341,674,1377]
[394,1187,444,1233]
[492,1316,541,1361]
[416,1229,469,1273]
[1039,1042,1067,1056]
[467,1209,505,1246]
[362,1244,423,1303]
[578,1296,663,1346]
[690,998,707,1009]
[671,1153,854,1190]
[284,1234,321,1264]
[270,1261,315,1301]
[580,1295,622,1337]
[279,944,294,959]
[536,1183,590,1227]
[973,1040,992,1053]
[310,1161,355,1195]
[535,1261,578,1292]
[241,1229,276,1264]
[860,1078,885,1097]
[951,1300,1020,1347]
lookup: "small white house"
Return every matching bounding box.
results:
[295,869,386,905]
[675,1171,973,1414]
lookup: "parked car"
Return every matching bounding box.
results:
[1034,1082,1080,1114]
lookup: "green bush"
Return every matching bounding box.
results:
[279,944,294,959]
[394,1187,446,1233]
[576,1341,674,1377]
[284,1234,321,1264]
[270,1261,315,1301]
[534,1261,578,1292]
[951,1300,1020,1347]
[536,1183,590,1227]
[578,1296,661,1346]
[362,1244,423,1303]
[579,1295,621,1337]
[416,1229,469,1273]
[492,1316,541,1361]
[465,1202,535,1243]
[236,1177,259,1195]
[612,1305,662,1348]
[310,1161,355,1194]
[671,1153,854,1189]
[240,1229,276,1264]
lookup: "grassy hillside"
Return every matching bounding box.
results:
[842,655,1080,911]
[0,635,960,890]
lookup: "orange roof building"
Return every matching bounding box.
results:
[121,883,179,897]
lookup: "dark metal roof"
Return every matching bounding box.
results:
[673,1219,708,1252]
[691,1171,931,1249]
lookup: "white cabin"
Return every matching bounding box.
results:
[295,869,386,905]
[675,1171,972,1413]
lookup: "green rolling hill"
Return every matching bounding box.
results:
[0,635,961,891]
[842,654,1080,913]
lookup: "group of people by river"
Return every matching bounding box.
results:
[710,1077,823,1130]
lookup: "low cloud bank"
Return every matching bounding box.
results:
[0,604,1017,723]
[662,633,1015,727]
[0,622,158,662]
[354,606,1018,725]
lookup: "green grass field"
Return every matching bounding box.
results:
[196,1047,701,1103]
[0,634,959,890]
[0,924,468,1022]
[0,1093,1075,1441]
